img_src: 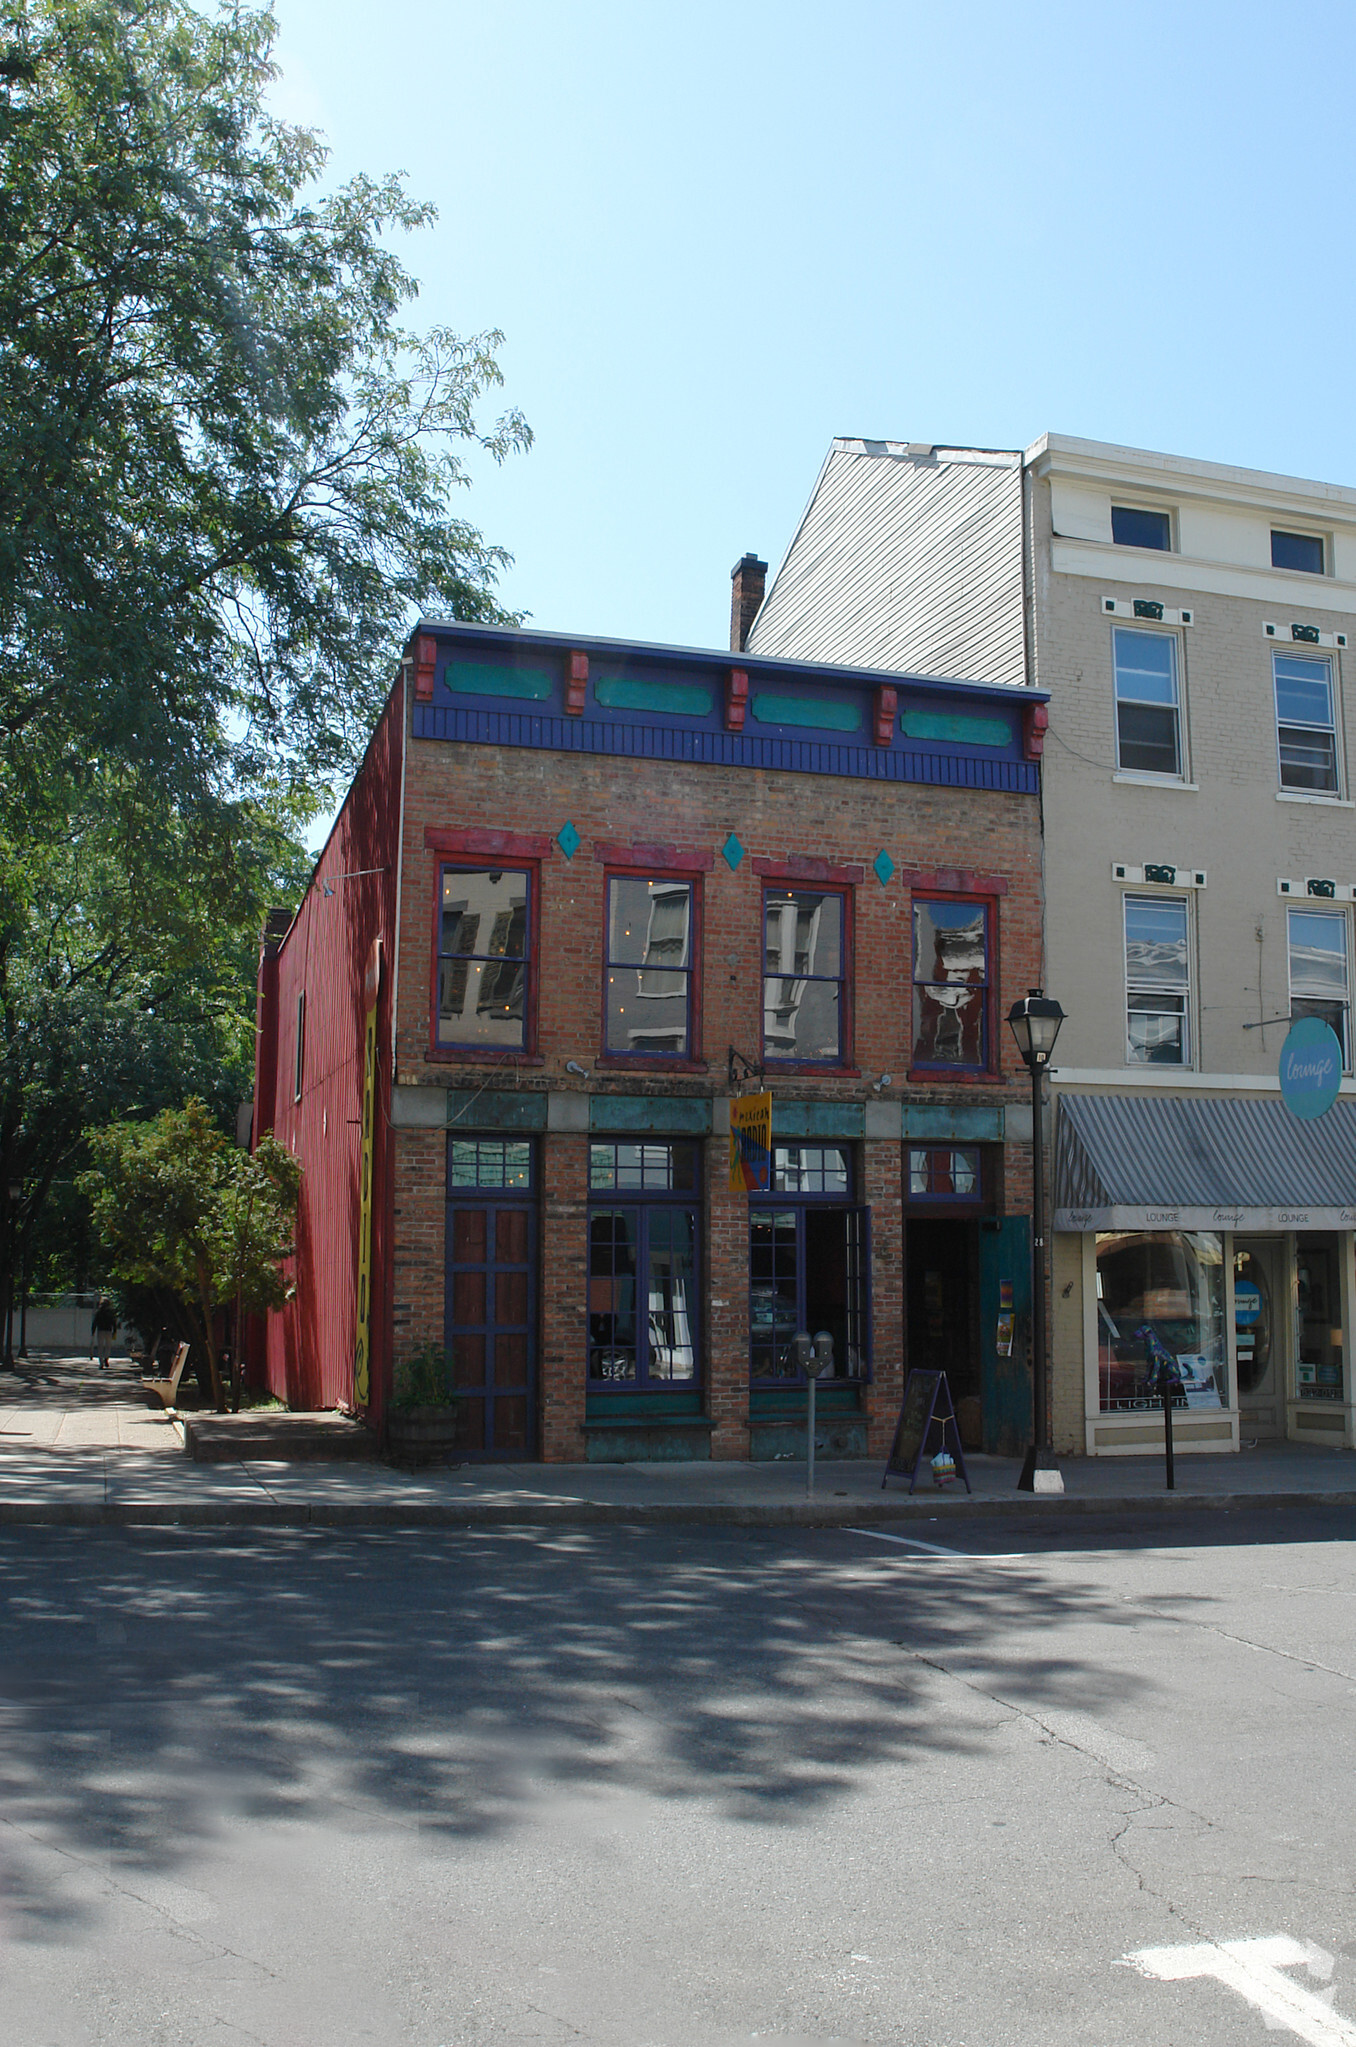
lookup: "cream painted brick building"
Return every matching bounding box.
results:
[749,433,1356,1460]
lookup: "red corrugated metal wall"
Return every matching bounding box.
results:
[254,679,403,1418]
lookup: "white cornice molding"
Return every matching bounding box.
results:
[1026,433,1356,522]
[1051,538,1356,615]
[1052,1068,1356,1095]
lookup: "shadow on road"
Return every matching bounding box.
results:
[0,1523,1163,1940]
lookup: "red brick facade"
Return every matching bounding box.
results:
[257,621,1046,1464]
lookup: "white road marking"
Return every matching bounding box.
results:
[1129,1935,1353,2046]
[846,1528,1033,1561]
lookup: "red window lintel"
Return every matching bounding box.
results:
[752,856,865,886]
[592,840,716,871]
[424,826,555,860]
[898,866,1010,897]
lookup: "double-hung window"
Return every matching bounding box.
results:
[437,865,531,1051]
[604,874,696,1058]
[587,1143,701,1388]
[762,887,848,1065]
[1124,894,1191,1064]
[1113,627,1182,777]
[912,897,992,1070]
[1274,653,1340,795]
[1288,908,1351,1068]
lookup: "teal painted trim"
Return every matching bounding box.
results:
[586,1425,712,1462]
[594,675,714,716]
[446,660,554,702]
[771,1101,865,1140]
[749,1419,868,1461]
[445,1090,548,1131]
[589,1095,712,1136]
[751,692,862,733]
[901,1104,1003,1142]
[899,709,1010,748]
[586,1391,706,1419]
[749,1386,862,1416]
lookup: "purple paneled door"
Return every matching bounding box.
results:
[445,1141,537,1458]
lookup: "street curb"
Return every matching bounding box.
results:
[0,1488,1354,1530]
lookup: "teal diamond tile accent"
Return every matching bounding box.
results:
[721,832,745,872]
[557,820,580,860]
[873,848,895,887]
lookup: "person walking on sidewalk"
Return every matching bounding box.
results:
[90,1296,117,1371]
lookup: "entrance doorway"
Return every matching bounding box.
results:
[1233,1238,1282,1437]
[906,1218,979,1445]
[445,1138,537,1459]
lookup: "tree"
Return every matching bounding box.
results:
[0,0,530,806]
[81,1099,300,1408]
[0,770,312,1355]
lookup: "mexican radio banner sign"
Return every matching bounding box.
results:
[729,1092,773,1193]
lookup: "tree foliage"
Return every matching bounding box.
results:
[82,1098,300,1406]
[0,0,530,802]
[0,769,311,1315]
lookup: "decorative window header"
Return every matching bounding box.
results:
[1103,596,1193,626]
[1113,862,1207,889]
[1265,621,1348,649]
[1279,878,1356,903]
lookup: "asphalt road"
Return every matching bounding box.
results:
[3,1505,1356,2046]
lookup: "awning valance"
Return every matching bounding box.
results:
[1053,1091,1356,1233]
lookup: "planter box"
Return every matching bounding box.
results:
[386,1406,462,1466]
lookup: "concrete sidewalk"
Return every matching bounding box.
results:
[3,1352,1356,1528]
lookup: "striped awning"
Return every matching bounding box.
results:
[1053,1091,1356,1232]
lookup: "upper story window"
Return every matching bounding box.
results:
[1274,653,1340,795]
[1113,627,1182,778]
[1124,893,1191,1065]
[437,865,530,1052]
[912,897,991,1071]
[1272,529,1325,575]
[1112,505,1171,551]
[763,887,848,1065]
[605,875,695,1059]
[1288,908,1351,1069]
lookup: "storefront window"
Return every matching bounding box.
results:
[1095,1230,1226,1412]
[1296,1238,1344,1401]
[587,1142,700,1388]
[750,1150,868,1384]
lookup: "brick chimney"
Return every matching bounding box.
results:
[729,553,768,653]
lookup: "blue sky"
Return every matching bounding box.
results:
[268,0,1356,655]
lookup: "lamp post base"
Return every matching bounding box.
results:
[1017,1446,1064,1494]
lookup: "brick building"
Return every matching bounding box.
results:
[252,613,1047,1461]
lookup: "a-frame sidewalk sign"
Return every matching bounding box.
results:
[882,1368,972,1494]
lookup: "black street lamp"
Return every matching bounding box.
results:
[1007,989,1065,1493]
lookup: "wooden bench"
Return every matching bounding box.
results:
[142,1340,191,1411]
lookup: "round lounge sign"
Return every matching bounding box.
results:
[1279,1015,1343,1120]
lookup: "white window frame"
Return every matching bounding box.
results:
[1286,905,1352,1071]
[1123,891,1193,1068]
[1273,650,1343,798]
[1112,625,1186,782]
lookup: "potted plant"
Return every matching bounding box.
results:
[386,1345,465,1465]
